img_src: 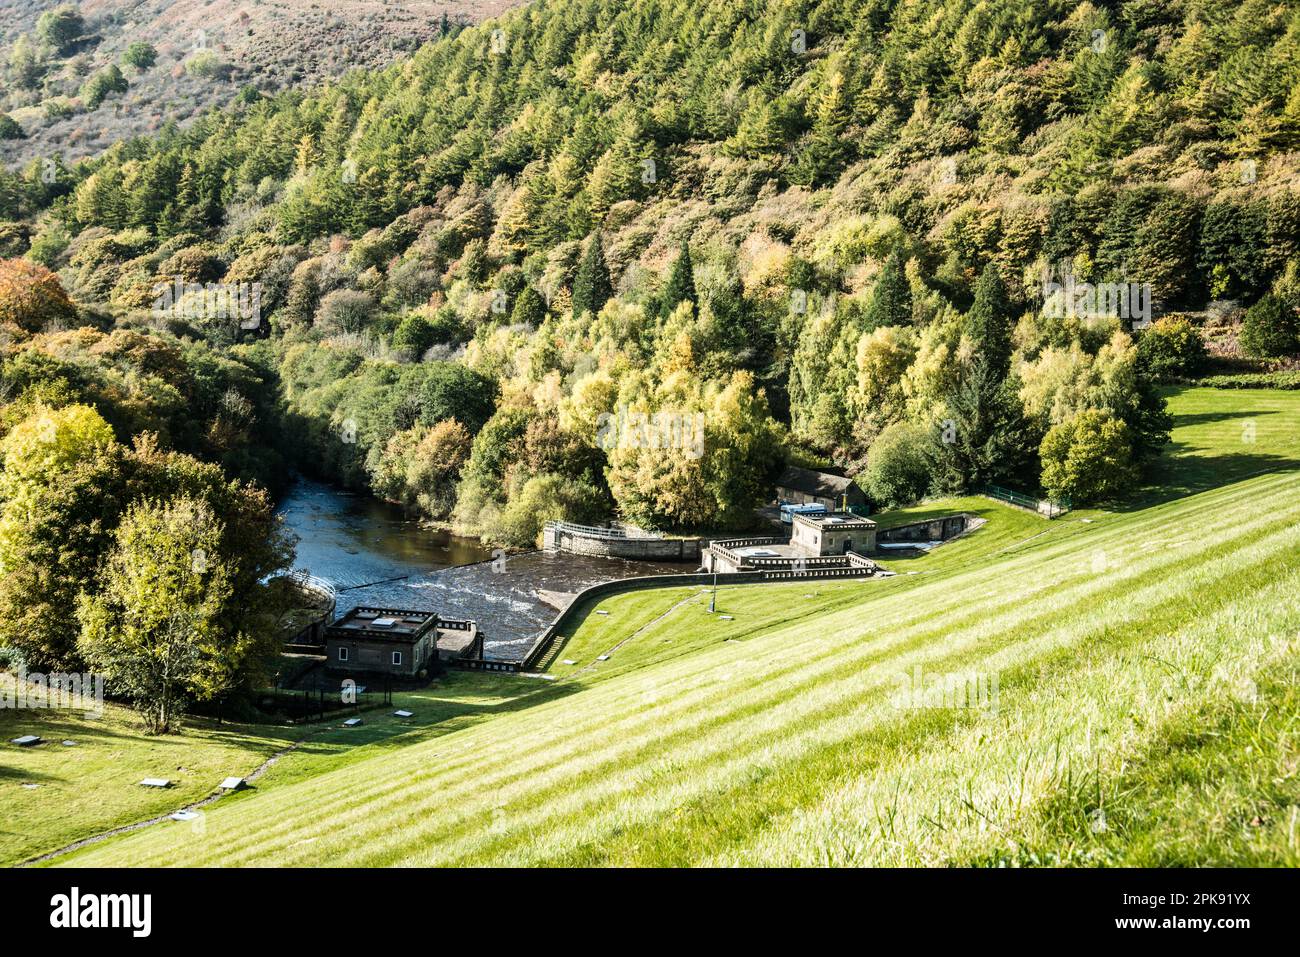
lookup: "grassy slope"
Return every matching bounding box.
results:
[0,695,297,865]
[42,387,1300,866]
[0,673,554,865]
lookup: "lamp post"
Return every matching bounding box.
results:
[709,569,717,614]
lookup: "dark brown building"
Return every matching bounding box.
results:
[325,607,476,677]
[775,466,868,510]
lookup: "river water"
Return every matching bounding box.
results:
[276,478,689,661]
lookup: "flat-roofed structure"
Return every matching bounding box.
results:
[704,512,879,575]
[790,510,877,556]
[325,607,478,677]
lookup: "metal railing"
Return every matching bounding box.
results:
[544,520,661,540]
[978,484,1070,519]
[287,570,338,603]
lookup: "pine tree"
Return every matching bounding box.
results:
[660,242,696,318]
[791,71,852,186]
[927,357,1030,492]
[861,251,912,331]
[170,163,207,235]
[963,264,1015,379]
[509,285,548,327]
[571,234,611,319]
[294,134,318,176]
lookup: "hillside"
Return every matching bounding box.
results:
[0,0,1299,872]
[2,0,1296,555]
[39,386,1300,867]
[0,0,520,166]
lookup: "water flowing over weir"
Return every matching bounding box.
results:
[276,478,686,661]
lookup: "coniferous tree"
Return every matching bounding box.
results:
[509,285,548,327]
[963,264,1015,378]
[571,233,611,319]
[861,250,912,331]
[660,242,696,318]
[928,357,1030,492]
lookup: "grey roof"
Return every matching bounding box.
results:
[777,466,857,499]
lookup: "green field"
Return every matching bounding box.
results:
[7,387,1299,866]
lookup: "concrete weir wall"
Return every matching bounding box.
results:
[521,571,765,670]
[520,563,882,671]
[876,513,983,544]
[542,523,702,562]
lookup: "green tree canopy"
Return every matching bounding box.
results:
[572,233,611,319]
[77,496,235,733]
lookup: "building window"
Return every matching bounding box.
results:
[337,647,348,662]
[392,651,403,666]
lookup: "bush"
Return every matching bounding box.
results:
[1136,317,1207,379]
[1039,410,1137,505]
[43,98,75,121]
[0,644,25,672]
[491,473,607,547]
[36,5,84,53]
[1239,294,1300,358]
[1197,371,1300,390]
[26,225,71,268]
[81,66,130,110]
[0,222,30,258]
[184,51,230,79]
[160,246,224,283]
[417,362,496,430]
[122,42,158,71]
[0,115,26,141]
[862,420,930,508]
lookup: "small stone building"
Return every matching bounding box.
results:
[790,511,877,556]
[775,466,868,510]
[325,607,445,677]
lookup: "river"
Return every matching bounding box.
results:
[276,478,689,661]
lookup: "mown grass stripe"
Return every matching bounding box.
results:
[62,472,1300,866]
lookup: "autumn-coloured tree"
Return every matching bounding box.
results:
[0,258,77,332]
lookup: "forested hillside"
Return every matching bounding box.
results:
[2,0,1299,551]
[0,1,509,166]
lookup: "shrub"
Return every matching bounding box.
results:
[391,313,438,357]
[26,225,71,268]
[160,246,224,283]
[491,473,607,547]
[1039,410,1137,505]
[0,115,26,141]
[1136,317,1207,379]
[0,644,25,672]
[1197,371,1300,390]
[43,98,75,121]
[36,5,84,53]
[184,52,230,79]
[81,66,129,110]
[0,223,30,258]
[1239,294,1300,358]
[122,42,157,71]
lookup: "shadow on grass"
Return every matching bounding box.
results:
[0,762,59,782]
[1130,450,1300,511]
[1116,396,1300,510]
[283,673,581,760]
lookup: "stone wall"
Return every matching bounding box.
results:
[876,513,983,544]
[542,524,702,561]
